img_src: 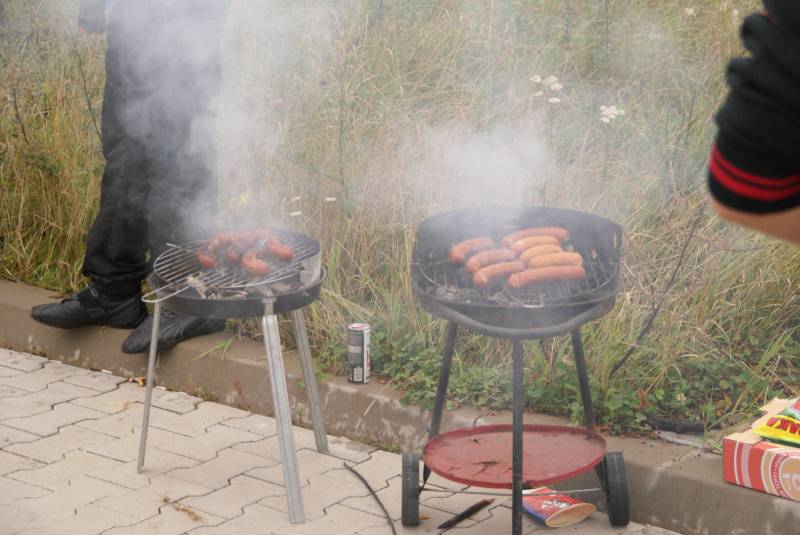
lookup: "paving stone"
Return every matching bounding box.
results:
[189,503,281,535]
[153,402,252,437]
[8,450,120,490]
[64,370,126,392]
[220,413,277,437]
[232,436,283,461]
[354,504,479,534]
[259,468,371,521]
[180,474,283,520]
[84,426,189,462]
[6,425,114,463]
[290,425,374,463]
[0,424,39,447]
[90,448,200,490]
[104,501,224,535]
[156,424,262,462]
[0,503,58,535]
[261,503,388,535]
[0,349,48,372]
[71,383,147,414]
[12,504,139,535]
[14,474,130,520]
[247,448,344,486]
[421,486,502,523]
[340,475,406,521]
[170,448,277,489]
[0,365,25,378]
[0,449,43,475]
[0,476,51,505]
[3,401,106,436]
[95,474,213,523]
[346,450,401,490]
[0,384,27,399]
[0,381,97,419]
[0,360,90,392]
[75,403,175,438]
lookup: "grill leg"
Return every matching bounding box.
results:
[137,301,161,473]
[263,314,305,524]
[422,321,457,486]
[290,309,328,454]
[571,330,596,432]
[512,339,525,535]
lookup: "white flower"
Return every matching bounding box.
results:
[547,97,561,104]
[684,7,696,17]
[600,117,611,123]
[529,75,542,83]
[543,75,559,87]
[533,91,544,97]
[732,9,740,21]
[550,83,563,91]
[600,104,624,121]
[324,196,337,202]
[291,196,301,202]
[289,211,302,217]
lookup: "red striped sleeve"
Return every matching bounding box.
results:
[709,144,800,202]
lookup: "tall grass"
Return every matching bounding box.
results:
[2,0,797,434]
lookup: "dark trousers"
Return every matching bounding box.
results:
[82,1,228,297]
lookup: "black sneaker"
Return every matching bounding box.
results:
[31,286,146,329]
[121,309,226,354]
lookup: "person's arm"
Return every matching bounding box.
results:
[78,0,106,34]
[708,0,800,244]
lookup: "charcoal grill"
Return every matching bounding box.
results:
[136,229,328,525]
[401,207,629,534]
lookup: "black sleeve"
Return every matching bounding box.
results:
[708,0,800,214]
[79,0,106,33]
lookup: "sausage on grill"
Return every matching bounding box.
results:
[196,250,217,269]
[264,240,294,261]
[464,249,518,273]
[241,250,270,276]
[501,227,570,248]
[507,266,586,288]
[527,252,583,269]
[472,261,526,288]
[510,235,560,254]
[519,244,564,263]
[448,238,495,264]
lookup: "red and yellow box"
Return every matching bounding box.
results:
[723,398,800,502]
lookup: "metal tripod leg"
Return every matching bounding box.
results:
[263,313,305,524]
[570,330,596,432]
[511,339,525,535]
[137,301,161,473]
[290,309,328,454]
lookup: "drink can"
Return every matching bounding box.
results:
[347,323,370,384]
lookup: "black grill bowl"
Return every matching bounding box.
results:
[412,207,622,335]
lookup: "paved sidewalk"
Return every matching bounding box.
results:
[0,348,681,534]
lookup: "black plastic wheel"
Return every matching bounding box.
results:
[401,452,421,526]
[600,452,630,527]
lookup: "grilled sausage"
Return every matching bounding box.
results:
[527,252,583,269]
[472,261,526,288]
[510,235,560,253]
[241,250,270,276]
[448,238,495,264]
[264,240,294,261]
[196,249,217,269]
[507,266,586,288]
[207,232,234,253]
[501,227,570,247]
[519,244,564,263]
[226,246,242,264]
[464,249,518,274]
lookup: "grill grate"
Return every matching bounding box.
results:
[413,245,617,309]
[148,231,320,302]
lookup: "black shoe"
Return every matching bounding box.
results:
[31,286,146,329]
[121,310,226,354]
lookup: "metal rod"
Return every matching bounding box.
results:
[512,339,525,535]
[137,301,161,473]
[571,330,596,432]
[423,321,458,487]
[263,313,305,523]
[291,309,328,454]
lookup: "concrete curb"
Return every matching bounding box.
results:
[1,280,797,534]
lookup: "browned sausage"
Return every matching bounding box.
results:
[264,240,294,261]
[510,236,560,253]
[464,249,518,273]
[527,252,583,269]
[196,249,217,269]
[507,266,586,288]
[501,227,570,247]
[207,232,234,253]
[241,250,270,276]
[226,246,242,264]
[519,244,564,263]
[472,261,526,288]
[448,238,495,264]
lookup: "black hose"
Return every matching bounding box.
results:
[344,462,398,535]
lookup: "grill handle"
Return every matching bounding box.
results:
[434,299,615,340]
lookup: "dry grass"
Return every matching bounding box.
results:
[2,0,797,433]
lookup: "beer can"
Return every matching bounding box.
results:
[347,323,371,384]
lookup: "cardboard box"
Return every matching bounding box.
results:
[723,398,800,501]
